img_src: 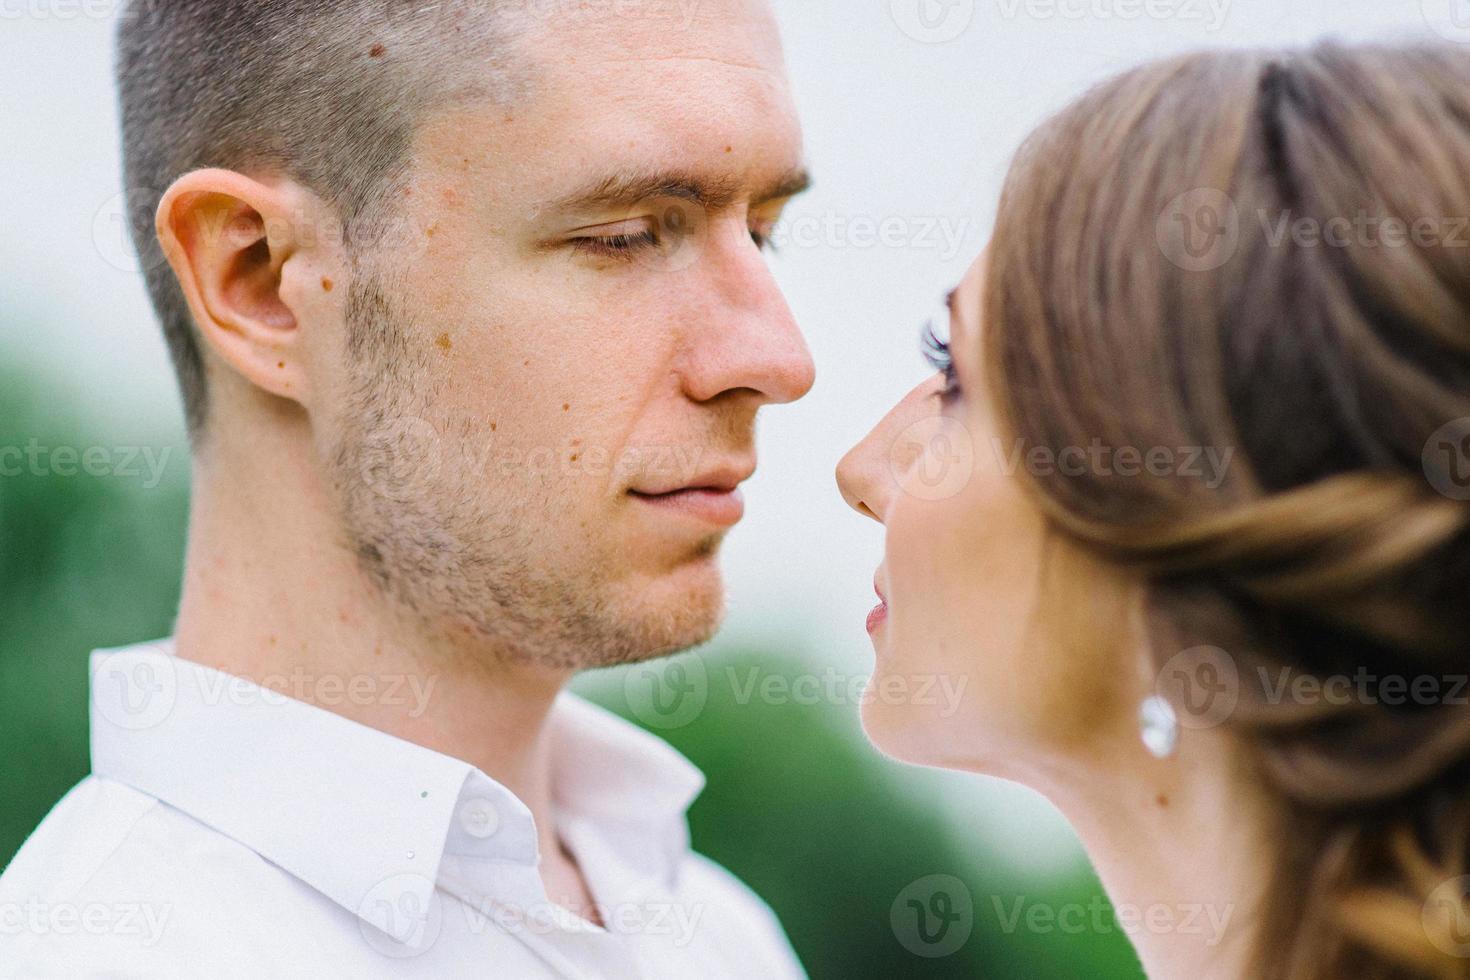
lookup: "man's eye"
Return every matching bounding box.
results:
[571,228,659,260]
[751,226,776,252]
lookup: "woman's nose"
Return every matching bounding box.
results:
[836,432,890,524]
[838,377,951,523]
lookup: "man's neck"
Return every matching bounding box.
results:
[172,454,574,865]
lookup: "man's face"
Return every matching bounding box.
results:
[319,0,813,669]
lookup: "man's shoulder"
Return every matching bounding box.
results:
[0,774,284,895]
[676,851,805,978]
[0,777,307,978]
[0,777,160,907]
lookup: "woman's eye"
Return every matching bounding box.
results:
[922,320,961,403]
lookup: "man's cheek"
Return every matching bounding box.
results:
[571,445,612,479]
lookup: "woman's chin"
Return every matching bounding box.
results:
[860,690,1020,777]
[860,694,948,768]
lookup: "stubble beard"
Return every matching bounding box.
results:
[329,270,726,672]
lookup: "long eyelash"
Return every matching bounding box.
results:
[573,229,659,260]
[921,319,950,370]
[921,320,960,398]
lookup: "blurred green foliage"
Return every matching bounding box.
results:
[0,362,1144,979]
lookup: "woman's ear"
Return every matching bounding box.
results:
[155,169,333,410]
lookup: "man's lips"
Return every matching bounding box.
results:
[629,486,746,526]
[628,464,754,528]
[628,462,753,497]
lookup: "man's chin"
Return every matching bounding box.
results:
[589,559,728,668]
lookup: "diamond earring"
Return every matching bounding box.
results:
[1139,695,1179,759]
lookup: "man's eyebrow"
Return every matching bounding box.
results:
[754,168,812,205]
[545,166,812,214]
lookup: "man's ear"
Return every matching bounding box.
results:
[156,169,335,409]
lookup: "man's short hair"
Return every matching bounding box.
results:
[116,1,524,435]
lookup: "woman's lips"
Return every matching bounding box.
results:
[865,600,889,634]
[629,487,746,526]
[866,580,889,633]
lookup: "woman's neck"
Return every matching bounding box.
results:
[1046,726,1278,980]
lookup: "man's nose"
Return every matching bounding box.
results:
[678,219,816,406]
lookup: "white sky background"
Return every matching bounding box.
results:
[0,0,1460,872]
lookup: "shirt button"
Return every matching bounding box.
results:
[458,798,501,839]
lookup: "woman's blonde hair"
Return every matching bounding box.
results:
[984,43,1470,979]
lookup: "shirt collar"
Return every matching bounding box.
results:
[88,638,705,949]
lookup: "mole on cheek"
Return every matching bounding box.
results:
[321,277,334,292]
[435,333,452,354]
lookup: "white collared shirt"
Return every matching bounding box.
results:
[0,639,805,979]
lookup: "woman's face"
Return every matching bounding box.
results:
[837,250,1132,775]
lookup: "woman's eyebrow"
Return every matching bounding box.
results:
[945,286,976,350]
